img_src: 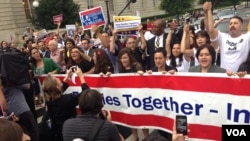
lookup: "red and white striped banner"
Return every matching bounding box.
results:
[39,73,250,141]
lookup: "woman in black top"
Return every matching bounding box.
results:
[118,47,143,73]
[92,48,114,75]
[42,67,88,141]
[148,48,177,74]
[66,46,94,73]
[117,47,147,141]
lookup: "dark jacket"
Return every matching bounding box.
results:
[146,33,179,69]
[189,65,226,73]
[47,82,89,141]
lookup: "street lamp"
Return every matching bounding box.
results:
[104,0,110,25]
[32,0,39,7]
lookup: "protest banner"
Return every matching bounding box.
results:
[33,29,47,40]
[65,25,76,39]
[79,7,105,30]
[53,14,63,24]
[38,73,250,141]
[113,16,141,31]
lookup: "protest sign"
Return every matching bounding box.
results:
[79,7,105,30]
[33,29,47,40]
[113,16,141,31]
[38,73,250,141]
[53,14,63,24]
[65,25,76,39]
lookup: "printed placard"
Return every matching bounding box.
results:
[33,29,47,39]
[79,7,105,30]
[65,25,76,39]
[113,16,141,31]
[53,14,63,24]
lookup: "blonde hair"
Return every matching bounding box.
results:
[42,74,62,102]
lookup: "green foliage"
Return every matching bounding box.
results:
[160,0,195,15]
[33,0,80,30]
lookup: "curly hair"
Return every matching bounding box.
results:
[94,48,114,74]
[66,46,85,69]
[65,38,75,46]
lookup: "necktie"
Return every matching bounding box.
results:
[155,36,159,49]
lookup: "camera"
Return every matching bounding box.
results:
[99,110,108,120]
[176,115,188,135]
[71,66,77,72]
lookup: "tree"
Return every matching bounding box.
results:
[160,0,195,22]
[32,0,80,30]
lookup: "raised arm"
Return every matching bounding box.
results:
[0,80,7,112]
[203,7,209,31]
[204,1,219,49]
[78,49,92,62]
[137,24,147,51]
[56,22,61,35]
[109,26,117,54]
[180,24,194,57]
[214,18,224,28]
[165,30,173,59]
[91,25,110,48]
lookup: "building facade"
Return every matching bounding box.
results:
[0,0,167,43]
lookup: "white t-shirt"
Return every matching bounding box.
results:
[166,56,190,72]
[218,31,250,72]
[144,31,154,41]
[193,48,199,66]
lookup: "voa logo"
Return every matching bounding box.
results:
[226,129,246,136]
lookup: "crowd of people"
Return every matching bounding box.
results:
[0,1,249,141]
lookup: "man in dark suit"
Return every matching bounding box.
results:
[38,41,50,58]
[81,38,95,58]
[142,19,179,70]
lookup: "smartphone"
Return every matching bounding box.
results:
[176,115,188,135]
[71,66,77,72]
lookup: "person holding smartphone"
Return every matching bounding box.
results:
[42,66,89,141]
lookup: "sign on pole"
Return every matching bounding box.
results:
[113,16,141,31]
[53,14,63,24]
[65,25,76,39]
[33,29,48,40]
[79,7,105,30]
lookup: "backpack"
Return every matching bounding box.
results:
[0,47,30,86]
